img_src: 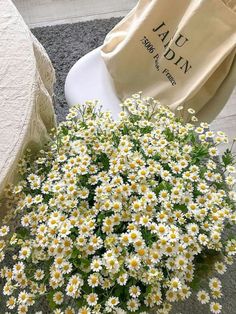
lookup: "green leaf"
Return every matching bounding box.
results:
[174,204,188,213]
[61,126,69,136]
[164,128,174,141]
[122,124,129,135]
[80,258,90,268]
[71,247,80,259]
[47,291,57,310]
[97,153,110,171]
[188,132,197,143]
[146,285,152,294]
[16,227,30,239]
[226,233,236,241]
[154,181,171,195]
[225,222,233,229]
[77,298,85,308]
[141,126,153,135]
[114,286,124,297]
[198,263,210,273]
[138,305,149,313]
[191,143,209,163]
[189,276,201,291]
[97,213,105,223]
[222,149,234,167]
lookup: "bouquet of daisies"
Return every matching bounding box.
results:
[0,94,235,314]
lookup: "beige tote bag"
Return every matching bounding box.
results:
[101,0,236,122]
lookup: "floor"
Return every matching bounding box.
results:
[13,0,137,28]
[211,88,236,155]
[13,0,236,155]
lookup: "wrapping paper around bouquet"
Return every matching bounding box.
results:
[101,0,236,122]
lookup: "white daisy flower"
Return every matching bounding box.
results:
[197,290,210,304]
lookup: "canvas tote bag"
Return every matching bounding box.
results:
[101,0,236,122]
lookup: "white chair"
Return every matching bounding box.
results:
[64,47,121,120]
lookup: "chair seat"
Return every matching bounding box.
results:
[64,47,121,119]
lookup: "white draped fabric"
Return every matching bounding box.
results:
[0,0,56,217]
